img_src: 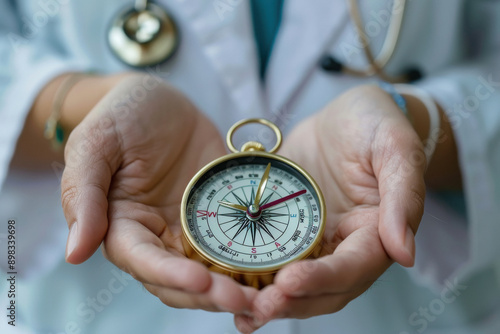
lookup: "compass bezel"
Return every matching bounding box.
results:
[180,151,326,276]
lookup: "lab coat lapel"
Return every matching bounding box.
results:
[266,0,349,113]
[173,0,265,118]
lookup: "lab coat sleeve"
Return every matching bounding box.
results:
[0,1,89,278]
[0,1,89,191]
[415,0,500,279]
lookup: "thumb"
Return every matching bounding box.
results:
[376,131,426,267]
[61,118,121,264]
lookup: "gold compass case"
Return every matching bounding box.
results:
[180,119,326,289]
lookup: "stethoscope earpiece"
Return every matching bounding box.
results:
[108,1,179,68]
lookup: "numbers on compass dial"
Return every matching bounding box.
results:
[185,157,322,270]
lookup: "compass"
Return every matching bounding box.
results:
[180,118,325,288]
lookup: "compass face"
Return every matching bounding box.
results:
[181,154,324,273]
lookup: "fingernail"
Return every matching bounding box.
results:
[234,315,254,334]
[242,310,253,317]
[251,315,265,328]
[404,225,415,264]
[217,306,232,313]
[66,221,79,260]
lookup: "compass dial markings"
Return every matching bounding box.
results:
[249,187,255,206]
[265,205,286,212]
[257,219,276,240]
[269,219,288,225]
[250,220,257,246]
[260,192,275,206]
[185,159,322,269]
[232,191,247,207]
[229,218,251,240]
[242,226,250,245]
[260,217,285,233]
[219,212,245,218]
[261,212,289,218]
[223,219,246,233]
[257,225,266,244]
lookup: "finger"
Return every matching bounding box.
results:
[275,225,392,297]
[61,122,121,264]
[145,272,257,314]
[103,216,212,293]
[374,125,426,267]
[235,285,364,333]
[234,315,257,334]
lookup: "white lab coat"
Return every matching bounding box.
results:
[1,0,500,333]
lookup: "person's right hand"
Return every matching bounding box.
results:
[61,74,256,313]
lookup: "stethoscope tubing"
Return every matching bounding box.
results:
[111,0,416,82]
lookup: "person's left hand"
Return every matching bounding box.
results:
[234,85,427,332]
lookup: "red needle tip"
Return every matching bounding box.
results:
[260,189,307,211]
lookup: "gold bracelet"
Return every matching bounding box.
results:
[44,73,87,150]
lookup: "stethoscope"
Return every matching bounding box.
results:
[320,0,422,82]
[108,0,421,82]
[108,0,179,67]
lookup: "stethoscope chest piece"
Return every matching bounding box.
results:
[108,2,178,67]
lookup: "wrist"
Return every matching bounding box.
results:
[377,82,434,162]
[12,72,135,167]
[402,93,430,143]
[61,72,132,131]
[402,91,462,189]
[393,84,441,169]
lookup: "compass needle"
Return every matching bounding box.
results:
[181,118,324,288]
[254,163,271,208]
[261,192,274,205]
[219,212,245,218]
[218,200,247,212]
[260,189,307,211]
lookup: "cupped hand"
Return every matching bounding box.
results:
[61,74,256,313]
[235,85,427,332]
